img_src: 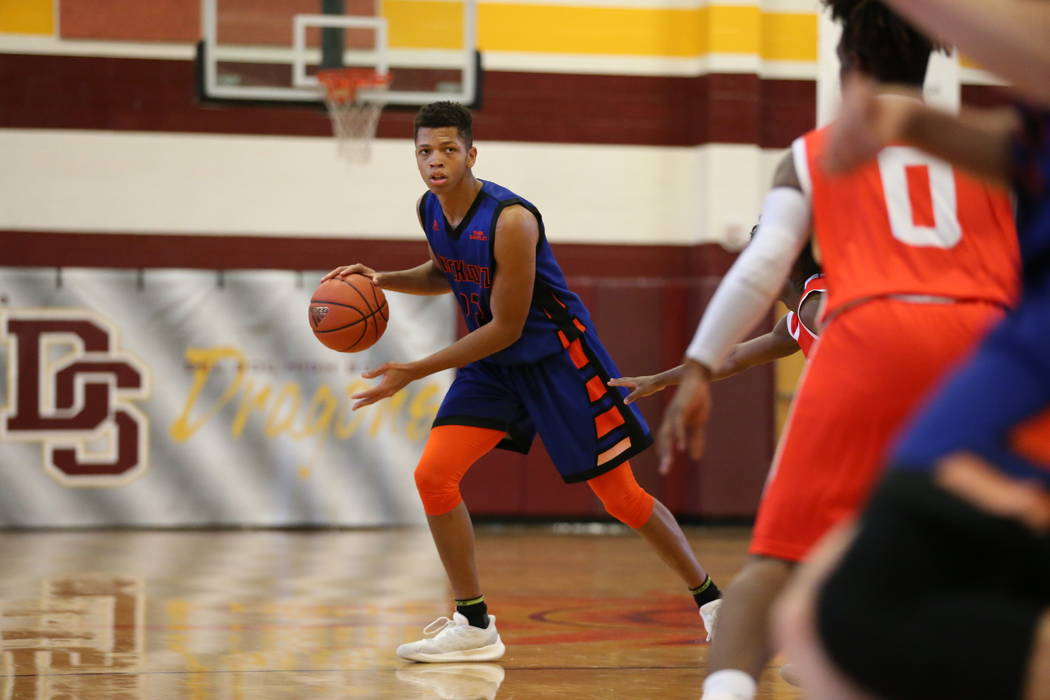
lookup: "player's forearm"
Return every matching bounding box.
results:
[378,262,450,295]
[651,365,686,387]
[406,320,522,378]
[712,345,751,381]
[900,103,1018,185]
[713,333,798,381]
[881,0,1050,107]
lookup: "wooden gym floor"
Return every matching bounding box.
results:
[0,526,801,699]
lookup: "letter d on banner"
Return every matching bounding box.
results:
[0,309,151,487]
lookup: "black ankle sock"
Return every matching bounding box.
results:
[455,595,490,629]
[691,576,721,608]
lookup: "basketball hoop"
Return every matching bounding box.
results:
[317,68,392,164]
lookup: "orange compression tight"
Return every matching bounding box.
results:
[587,462,655,529]
[414,425,506,516]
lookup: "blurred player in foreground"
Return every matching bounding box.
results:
[774,1,1050,698]
[657,2,1020,698]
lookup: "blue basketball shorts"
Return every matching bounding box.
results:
[892,275,1050,487]
[433,328,652,483]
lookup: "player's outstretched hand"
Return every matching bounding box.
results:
[608,374,668,404]
[321,263,386,287]
[656,361,713,475]
[351,362,419,411]
[823,74,917,175]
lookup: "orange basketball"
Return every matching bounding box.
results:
[309,275,389,352]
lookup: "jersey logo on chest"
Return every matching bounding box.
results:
[434,252,492,288]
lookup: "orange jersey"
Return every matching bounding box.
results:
[793,127,1020,319]
[785,273,825,357]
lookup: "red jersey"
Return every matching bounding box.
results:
[785,273,826,357]
[793,126,1019,319]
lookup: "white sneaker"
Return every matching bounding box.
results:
[396,663,505,699]
[700,598,722,642]
[396,612,506,663]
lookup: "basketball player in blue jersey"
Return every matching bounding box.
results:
[322,101,722,662]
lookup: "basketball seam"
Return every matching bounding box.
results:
[354,279,388,344]
[337,277,377,313]
[368,280,385,316]
[312,301,388,333]
[310,299,365,310]
[344,310,369,352]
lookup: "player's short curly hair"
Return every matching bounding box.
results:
[822,0,944,86]
[414,101,473,147]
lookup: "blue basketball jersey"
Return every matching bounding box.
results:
[420,180,593,365]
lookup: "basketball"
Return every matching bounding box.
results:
[309,275,389,352]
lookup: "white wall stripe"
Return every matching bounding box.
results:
[0,129,792,247]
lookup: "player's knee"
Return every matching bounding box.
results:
[589,465,654,529]
[413,460,463,516]
[604,489,654,529]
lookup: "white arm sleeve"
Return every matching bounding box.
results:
[685,187,812,370]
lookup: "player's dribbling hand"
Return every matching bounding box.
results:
[656,361,713,475]
[321,263,386,287]
[608,375,667,404]
[351,362,419,410]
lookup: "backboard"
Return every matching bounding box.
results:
[196,0,480,108]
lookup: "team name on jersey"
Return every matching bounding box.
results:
[435,253,492,288]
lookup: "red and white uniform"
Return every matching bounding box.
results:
[784,273,826,358]
[750,127,1020,562]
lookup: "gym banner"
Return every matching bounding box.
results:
[0,268,455,527]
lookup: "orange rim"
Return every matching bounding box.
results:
[316,68,391,104]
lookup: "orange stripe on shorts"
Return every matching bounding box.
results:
[585,375,606,402]
[595,405,626,438]
[597,437,632,466]
[567,338,588,369]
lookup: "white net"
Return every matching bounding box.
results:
[319,70,390,164]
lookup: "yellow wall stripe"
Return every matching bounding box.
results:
[385,1,465,50]
[478,5,704,56]
[383,2,817,61]
[0,0,54,35]
[708,5,760,56]
[763,12,817,62]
